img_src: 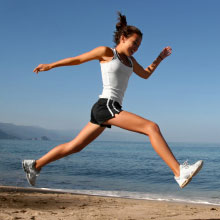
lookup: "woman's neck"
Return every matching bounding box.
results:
[115,45,126,56]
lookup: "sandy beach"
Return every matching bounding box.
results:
[0,186,220,220]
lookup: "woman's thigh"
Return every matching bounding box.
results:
[103,111,156,135]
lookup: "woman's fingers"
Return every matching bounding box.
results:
[33,64,51,74]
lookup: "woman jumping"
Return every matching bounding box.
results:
[23,12,203,188]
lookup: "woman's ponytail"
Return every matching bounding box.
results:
[113,12,143,46]
[116,12,127,31]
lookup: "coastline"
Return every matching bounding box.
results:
[1,186,220,220]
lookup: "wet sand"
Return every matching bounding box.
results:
[0,186,220,220]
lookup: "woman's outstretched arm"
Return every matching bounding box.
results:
[33,46,113,74]
[132,46,172,79]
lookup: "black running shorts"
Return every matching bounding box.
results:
[90,98,123,128]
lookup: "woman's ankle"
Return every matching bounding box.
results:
[35,160,42,171]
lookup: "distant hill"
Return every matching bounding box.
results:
[0,122,146,142]
[0,128,20,140]
[0,122,72,141]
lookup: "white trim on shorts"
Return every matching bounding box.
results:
[106,98,120,117]
[112,102,120,113]
[106,99,114,117]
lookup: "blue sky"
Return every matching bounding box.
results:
[1,0,219,143]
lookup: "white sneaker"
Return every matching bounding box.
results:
[174,160,203,188]
[22,160,40,186]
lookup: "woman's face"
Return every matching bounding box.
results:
[121,33,142,56]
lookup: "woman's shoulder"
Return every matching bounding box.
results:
[95,46,114,62]
[96,46,114,54]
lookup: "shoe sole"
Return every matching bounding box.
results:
[22,161,27,172]
[180,161,203,188]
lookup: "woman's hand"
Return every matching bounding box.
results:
[159,46,172,60]
[33,64,53,74]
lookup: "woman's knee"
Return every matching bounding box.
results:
[143,121,161,136]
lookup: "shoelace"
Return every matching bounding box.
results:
[182,160,190,169]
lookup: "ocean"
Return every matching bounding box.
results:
[0,139,220,205]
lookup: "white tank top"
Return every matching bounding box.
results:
[99,48,133,105]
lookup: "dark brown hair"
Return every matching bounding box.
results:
[113,12,143,45]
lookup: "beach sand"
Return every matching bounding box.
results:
[0,186,220,220]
